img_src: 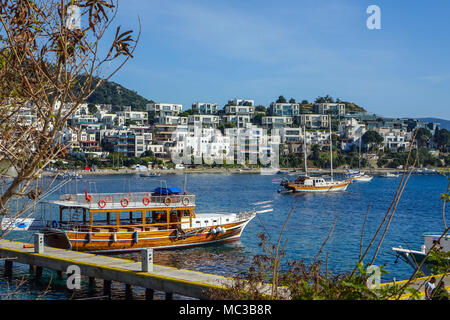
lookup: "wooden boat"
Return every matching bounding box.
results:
[280,176,350,193]
[279,116,350,193]
[40,187,256,253]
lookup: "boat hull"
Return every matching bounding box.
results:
[43,220,251,253]
[288,181,350,193]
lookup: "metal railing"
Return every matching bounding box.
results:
[60,192,196,209]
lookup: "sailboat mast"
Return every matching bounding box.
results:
[329,115,333,181]
[303,124,308,176]
[359,128,362,169]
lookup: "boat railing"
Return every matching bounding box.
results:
[236,210,256,221]
[59,192,196,209]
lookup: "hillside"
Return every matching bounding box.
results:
[417,118,450,130]
[77,76,153,111]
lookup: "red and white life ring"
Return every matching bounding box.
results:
[142,196,151,206]
[105,195,113,203]
[182,197,190,206]
[164,197,171,206]
[98,199,107,208]
[121,197,129,207]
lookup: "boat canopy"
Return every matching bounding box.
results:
[152,187,182,195]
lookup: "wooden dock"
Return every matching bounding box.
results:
[0,238,242,299]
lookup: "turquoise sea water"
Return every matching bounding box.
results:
[0,173,448,299]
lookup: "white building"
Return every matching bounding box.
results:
[377,127,411,151]
[191,102,218,114]
[117,107,148,125]
[313,103,345,116]
[188,114,220,128]
[262,116,293,130]
[147,102,183,123]
[297,114,330,129]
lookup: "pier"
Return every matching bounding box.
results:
[0,238,233,299]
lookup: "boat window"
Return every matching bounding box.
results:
[92,212,116,226]
[149,210,167,224]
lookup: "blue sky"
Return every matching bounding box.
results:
[106,0,450,119]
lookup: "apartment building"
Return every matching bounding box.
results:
[313,102,345,116]
[188,114,220,128]
[117,106,148,125]
[191,102,218,114]
[268,102,300,117]
[147,102,183,124]
[102,129,146,158]
[297,114,330,129]
[262,116,293,130]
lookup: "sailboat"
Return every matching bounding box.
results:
[346,129,373,182]
[280,117,351,193]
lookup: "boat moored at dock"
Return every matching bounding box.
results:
[392,232,449,274]
[39,187,257,253]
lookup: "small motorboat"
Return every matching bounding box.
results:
[139,172,161,178]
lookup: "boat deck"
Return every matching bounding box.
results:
[49,192,196,210]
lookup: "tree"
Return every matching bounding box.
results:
[276,96,287,103]
[255,105,267,113]
[87,103,98,115]
[289,98,296,104]
[315,95,334,103]
[0,0,139,234]
[415,128,432,148]
[362,131,384,148]
[434,128,450,152]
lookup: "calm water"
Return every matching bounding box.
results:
[1,172,448,299]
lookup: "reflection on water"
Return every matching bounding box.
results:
[115,241,251,277]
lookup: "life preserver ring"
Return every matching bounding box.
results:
[182,197,190,206]
[51,220,58,228]
[65,194,73,201]
[105,195,113,203]
[164,197,171,206]
[98,199,107,208]
[121,197,129,207]
[142,196,151,206]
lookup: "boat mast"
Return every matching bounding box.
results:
[303,123,308,176]
[329,115,333,181]
[359,127,362,170]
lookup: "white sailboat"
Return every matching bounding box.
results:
[346,128,373,182]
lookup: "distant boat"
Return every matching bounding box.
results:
[352,174,374,182]
[56,172,83,179]
[139,172,161,178]
[381,172,400,178]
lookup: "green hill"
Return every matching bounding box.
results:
[78,76,153,111]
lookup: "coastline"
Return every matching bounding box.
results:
[41,166,446,176]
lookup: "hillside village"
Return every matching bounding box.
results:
[37,90,450,171]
